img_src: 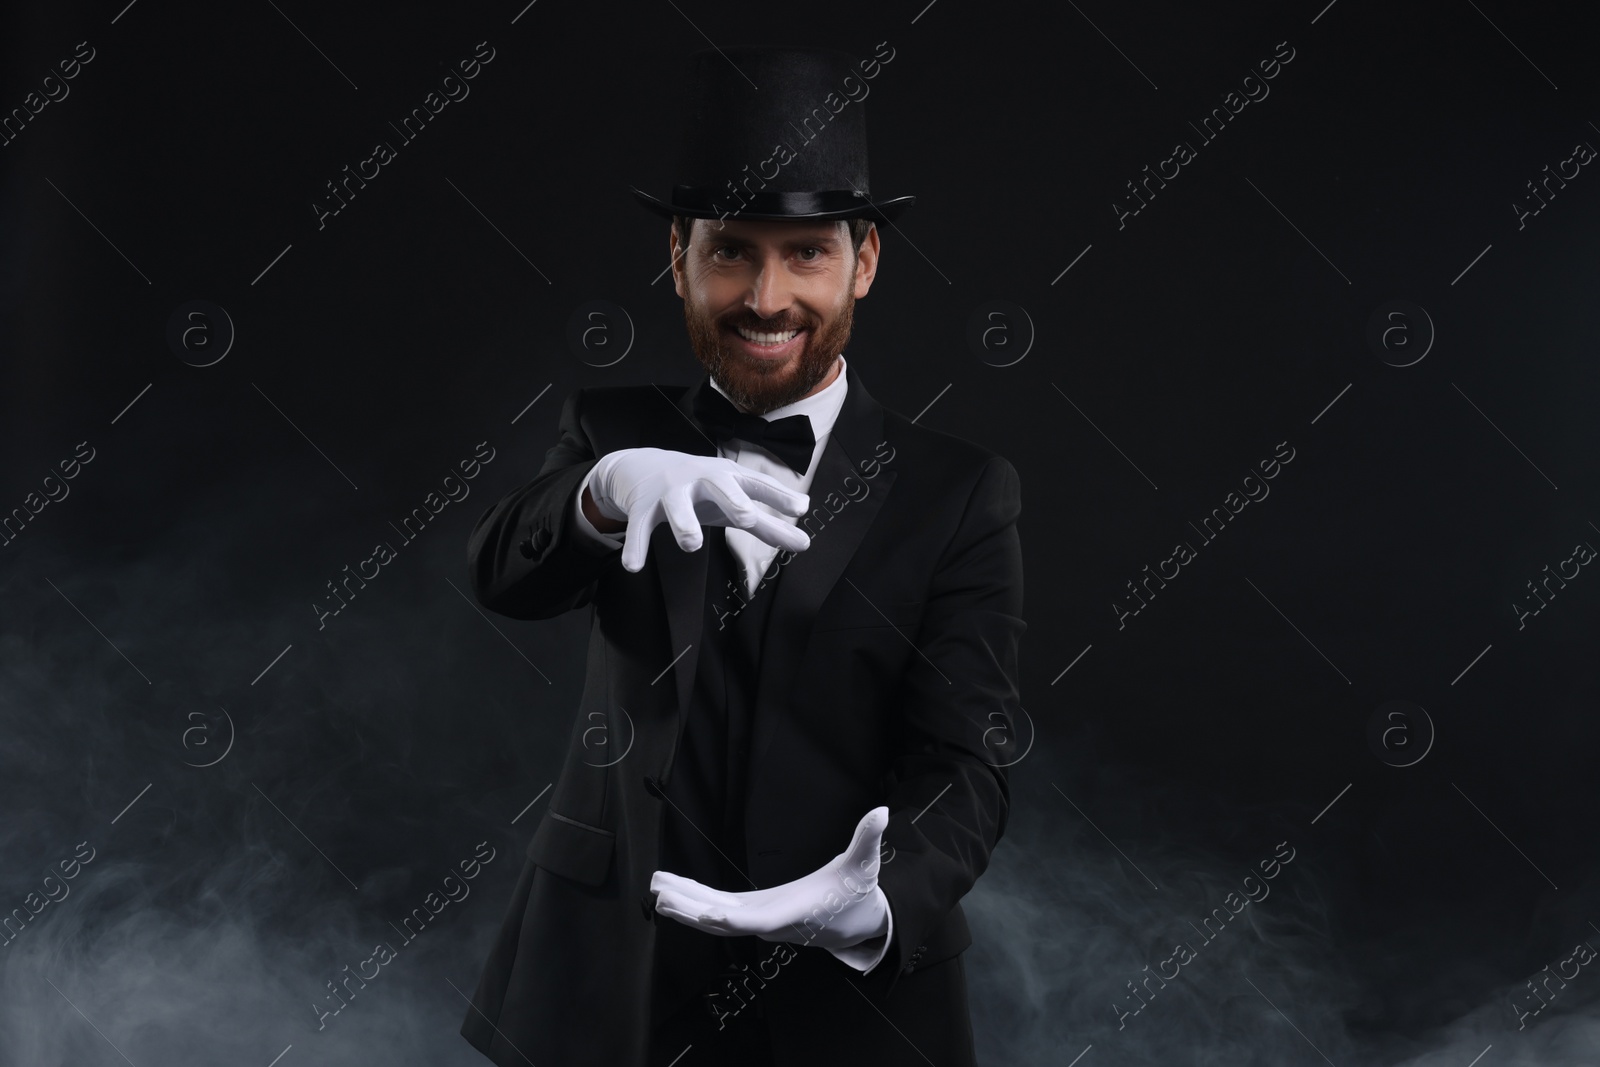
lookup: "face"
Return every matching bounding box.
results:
[671,216,880,415]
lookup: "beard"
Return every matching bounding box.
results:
[683,270,856,416]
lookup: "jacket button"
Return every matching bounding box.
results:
[519,527,552,558]
[641,893,656,922]
[901,961,915,975]
[643,774,663,798]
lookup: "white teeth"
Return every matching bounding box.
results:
[734,326,800,345]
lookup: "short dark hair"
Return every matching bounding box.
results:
[672,214,875,256]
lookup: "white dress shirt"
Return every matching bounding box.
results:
[569,353,894,974]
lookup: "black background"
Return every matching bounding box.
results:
[2,0,1597,1064]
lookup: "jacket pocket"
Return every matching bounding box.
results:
[527,809,615,887]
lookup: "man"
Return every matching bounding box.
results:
[460,46,1024,1067]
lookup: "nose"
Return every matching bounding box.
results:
[744,254,795,321]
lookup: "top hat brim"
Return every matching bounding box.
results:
[631,186,914,226]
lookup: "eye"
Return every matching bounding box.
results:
[713,245,742,261]
[797,247,822,261]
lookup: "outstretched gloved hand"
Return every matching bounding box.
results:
[587,447,812,573]
[649,806,891,956]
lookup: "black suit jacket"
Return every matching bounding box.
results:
[460,363,1025,1066]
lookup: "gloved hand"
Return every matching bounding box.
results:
[587,447,812,574]
[649,806,890,953]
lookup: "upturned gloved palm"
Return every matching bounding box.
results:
[587,447,813,573]
[649,806,890,953]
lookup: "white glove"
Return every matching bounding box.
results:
[587,447,812,574]
[649,806,890,954]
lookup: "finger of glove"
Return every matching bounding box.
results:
[620,508,656,573]
[660,486,705,553]
[745,511,812,554]
[836,806,889,878]
[729,468,811,517]
[690,474,767,531]
[653,869,809,928]
[651,872,759,910]
[712,874,837,931]
[654,889,748,935]
[650,869,720,897]
[684,879,796,915]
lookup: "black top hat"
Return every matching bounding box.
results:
[631,45,914,225]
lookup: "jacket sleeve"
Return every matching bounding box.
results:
[466,387,624,620]
[863,453,1025,998]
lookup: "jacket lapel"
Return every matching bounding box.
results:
[749,371,895,768]
[647,364,899,769]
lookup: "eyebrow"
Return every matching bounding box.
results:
[699,231,843,248]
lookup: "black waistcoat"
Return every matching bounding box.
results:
[650,523,786,1022]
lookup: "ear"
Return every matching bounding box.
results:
[852,222,880,299]
[669,222,687,299]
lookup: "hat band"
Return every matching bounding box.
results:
[669,185,869,218]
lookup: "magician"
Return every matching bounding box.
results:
[460,45,1025,1067]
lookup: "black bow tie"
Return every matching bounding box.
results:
[691,383,816,476]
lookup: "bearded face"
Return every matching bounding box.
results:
[673,217,875,415]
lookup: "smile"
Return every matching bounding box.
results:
[727,324,806,359]
[734,325,801,345]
